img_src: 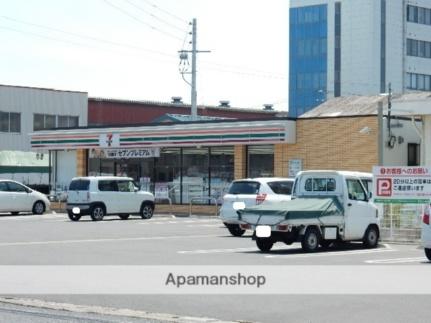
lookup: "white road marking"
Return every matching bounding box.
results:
[178,245,294,254]
[186,224,222,228]
[0,234,218,247]
[0,297,235,323]
[365,257,428,264]
[139,219,219,225]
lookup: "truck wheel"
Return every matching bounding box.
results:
[227,224,245,237]
[302,227,320,252]
[425,248,431,261]
[363,226,379,248]
[67,210,81,222]
[256,238,273,252]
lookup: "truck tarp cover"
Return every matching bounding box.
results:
[239,197,343,221]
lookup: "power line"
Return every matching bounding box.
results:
[139,0,189,24]
[0,24,179,66]
[104,0,183,42]
[123,0,188,33]
[0,16,287,80]
[0,15,177,59]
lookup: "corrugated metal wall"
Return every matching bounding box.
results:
[0,85,88,151]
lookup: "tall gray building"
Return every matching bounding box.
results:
[289,0,431,117]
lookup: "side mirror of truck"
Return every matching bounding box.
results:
[368,191,372,200]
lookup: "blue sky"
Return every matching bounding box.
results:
[0,0,288,110]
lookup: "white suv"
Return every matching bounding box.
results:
[219,177,294,236]
[422,205,431,261]
[66,176,155,221]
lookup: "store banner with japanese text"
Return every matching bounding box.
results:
[373,166,431,204]
[89,148,160,159]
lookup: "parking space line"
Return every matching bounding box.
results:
[0,234,218,247]
[178,245,294,254]
[365,257,428,264]
[186,224,222,228]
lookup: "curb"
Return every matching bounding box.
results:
[0,297,240,323]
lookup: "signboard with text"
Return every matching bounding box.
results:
[373,166,431,204]
[288,159,302,178]
[89,148,160,159]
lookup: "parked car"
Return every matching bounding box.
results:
[219,177,294,236]
[66,176,155,221]
[239,170,380,252]
[421,205,431,261]
[0,179,50,215]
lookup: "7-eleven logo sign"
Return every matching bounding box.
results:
[99,133,120,148]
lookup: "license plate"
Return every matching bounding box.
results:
[256,225,271,238]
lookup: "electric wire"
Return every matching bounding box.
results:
[0,17,288,80]
[0,24,179,66]
[139,0,189,24]
[0,15,177,59]
[123,0,188,33]
[104,0,183,42]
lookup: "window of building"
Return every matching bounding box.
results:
[34,114,79,130]
[426,8,431,25]
[58,115,79,128]
[0,111,21,133]
[209,146,234,201]
[182,147,209,204]
[418,7,426,24]
[289,4,328,118]
[247,145,274,178]
[419,41,426,58]
[407,5,431,26]
[34,114,55,130]
[407,73,431,91]
[408,143,420,166]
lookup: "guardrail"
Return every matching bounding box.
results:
[189,197,218,217]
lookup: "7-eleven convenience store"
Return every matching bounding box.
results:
[31,118,296,213]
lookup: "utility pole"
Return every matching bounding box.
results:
[191,18,197,120]
[178,18,210,121]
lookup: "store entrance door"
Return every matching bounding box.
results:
[115,162,140,182]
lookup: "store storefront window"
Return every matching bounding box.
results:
[154,148,181,203]
[210,147,234,203]
[87,145,236,205]
[247,145,274,178]
[182,147,209,204]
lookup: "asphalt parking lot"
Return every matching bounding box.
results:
[0,211,429,323]
[0,211,426,265]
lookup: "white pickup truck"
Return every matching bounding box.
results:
[238,171,380,252]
